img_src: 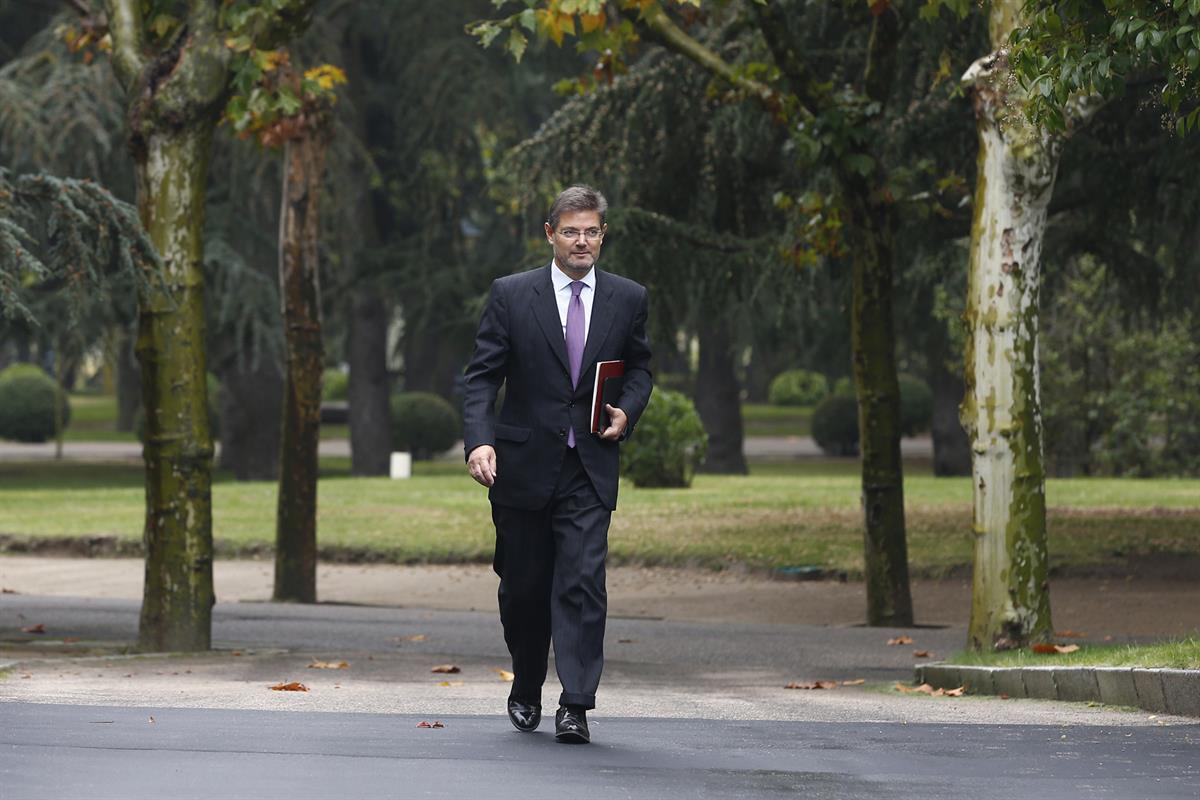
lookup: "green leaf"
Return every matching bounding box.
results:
[506,28,527,63]
[844,153,875,176]
[1189,49,1200,71]
[518,8,536,32]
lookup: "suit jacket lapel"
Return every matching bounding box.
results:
[531,264,570,377]
[579,269,615,383]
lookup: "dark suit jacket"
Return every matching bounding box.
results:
[462,263,653,511]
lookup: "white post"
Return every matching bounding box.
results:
[389,451,412,479]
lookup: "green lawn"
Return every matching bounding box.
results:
[63,395,802,441]
[948,639,1200,669]
[1,458,1196,576]
[61,394,349,442]
[741,403,812,437]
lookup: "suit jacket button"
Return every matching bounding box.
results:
[568,401,574,408]
[558,428,566,437]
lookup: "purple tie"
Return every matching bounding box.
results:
[565,280,585,448]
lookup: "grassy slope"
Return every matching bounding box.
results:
[1,458,1196,575]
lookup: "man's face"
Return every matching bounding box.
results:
[545,210,606,277]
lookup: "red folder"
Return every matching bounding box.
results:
[590,360,625,434]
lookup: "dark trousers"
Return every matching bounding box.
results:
[491,447,610,710]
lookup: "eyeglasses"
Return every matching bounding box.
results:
[557,227,604,241]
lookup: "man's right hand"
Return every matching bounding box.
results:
[467,444,497,487]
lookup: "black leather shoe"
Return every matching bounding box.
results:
[554,706,590,744]
[507,698,541,732]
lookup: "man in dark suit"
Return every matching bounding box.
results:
[462,185,653,744]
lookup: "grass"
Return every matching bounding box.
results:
[1,457,1196,575]
[741,403,812,437]
[60,394,350,442]
[947,639,1200,670]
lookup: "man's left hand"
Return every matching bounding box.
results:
[598,404,627,441]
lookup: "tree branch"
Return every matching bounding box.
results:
[633,3,812,122]
[101,0,145,89]
[748,1,826,115]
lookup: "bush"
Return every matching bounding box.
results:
[134,374,221,443]
[0,364,71,442]
[898,374,933,437]
[832,376,855,398]
[322,368,349,401]
[620,389,707,488]
[390,392,459,459]
[811,394,859,456]
[768,369,828,407]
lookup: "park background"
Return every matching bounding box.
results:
[0,0,1197,666]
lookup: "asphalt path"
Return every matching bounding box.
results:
[2,595,1198,798]
[2,703,1198,799]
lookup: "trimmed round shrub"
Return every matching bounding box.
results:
[390,392,459,460]
[322,368,349,401]
[898,374,933,437]
[620,389,708,488]
[811,394,859,456]
[0,363,71,442]
[134,373,221,443]
[768,369,828,407]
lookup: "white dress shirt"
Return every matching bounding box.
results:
[550,260,595,343]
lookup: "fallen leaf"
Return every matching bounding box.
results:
[785,680,839,690]
[943,686,965,697]
[308,660,350,670]
[399,634,427,642]
[431,664,460,674]
[618,638,635,644]
[1032,643,1081,655]
[999,693,1010,700]
[1055,630,1087,638]
[437,680,464,687]
[417,721,446,729]
[269,681,309,692]
[840,678,866,686]
[1,587,17,594]
[232,651,243,657]
[494,668,515,682]
[886,635,913,646]
[913,650,932,658]
[894,682,935,695]
[148,716,155,724]
[21,623,45,634]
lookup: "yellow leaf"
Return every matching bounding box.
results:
[494,668,515,682]
[580,12,606,33]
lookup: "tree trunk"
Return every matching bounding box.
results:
[135,128,216,652]
[348,288,391,476]
[273,130,328,604]
[695,320,748,474]
[116,324,140,432]
[960,6,1058,649]
[842,171,914,627]
[218,357,284,480]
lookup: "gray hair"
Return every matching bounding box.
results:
[546,185,608,230]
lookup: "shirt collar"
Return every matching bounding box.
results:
[550,260,595,293]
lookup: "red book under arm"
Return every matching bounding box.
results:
[590,360,625,434]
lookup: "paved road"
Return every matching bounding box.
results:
[3,703,1198,800]
[2,595,1197,798]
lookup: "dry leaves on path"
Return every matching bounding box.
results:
[437,680,464,687]
[786,680,840,690]
[417,721,445,728]
[269,682,310,692]
[1032,643,1081,655]
[913,650,932,658]
[430,664,460,674]
[308,660,350,670]
[494,668,515,682]
[886,635,913,646]
[21,623,45,634]
[894,682,964,697]
[395,634,427,643]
